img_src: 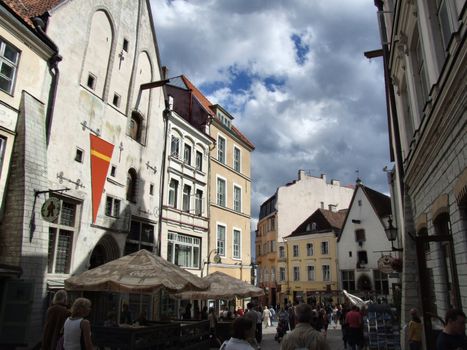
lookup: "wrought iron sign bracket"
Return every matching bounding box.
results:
[81,121,101,136]
[57,171,85,189]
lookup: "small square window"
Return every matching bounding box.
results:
[149,184,154,196]
[75,148,83,163]
[110,166,116,177]
[87,73,96,90]
[112,93,121,107]
[123,39,129,52]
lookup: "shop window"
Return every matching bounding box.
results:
[167,232,200,268]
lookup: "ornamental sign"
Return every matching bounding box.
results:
[41,197,61,222]
[378,255,394,274]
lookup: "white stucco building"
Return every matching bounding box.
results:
[338,182,400,302]
[0,0,166,346]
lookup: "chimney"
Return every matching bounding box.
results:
[298,170,306,180]
[331,179,340,186]
[161,66,169,80]
[321,173,327,182]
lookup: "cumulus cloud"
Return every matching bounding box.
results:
[150,0,391,226]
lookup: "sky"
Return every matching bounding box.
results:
[150,0,392,228]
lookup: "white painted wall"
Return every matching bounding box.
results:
[276,171,354,241]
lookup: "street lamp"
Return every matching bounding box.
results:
[202,249,220,277]
[385,217,403,252]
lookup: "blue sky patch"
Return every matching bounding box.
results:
[291,33,310,65]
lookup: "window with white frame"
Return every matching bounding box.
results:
[322,265,330,281]
[48,196,80,274]
[233,229,241,259]
[436,0,457,51]
[124,220,155,255]
[168,179,178,208]
[293,266,300,281]
[170,135,180,158]
[105,196,120,217]
[293,245,299,257]
[279,267,286,281]
[217,136,226,163]
[321,241,329,255]
[195,150,203,171]
[184,144,192,165]
[342,270,355,291]
[279,246,285,258]
[233,185,241,212]
[217,225,226,256]
[307,265,315,281]
[167,232,200,268]
[195,189,203,215]
[0,38,20,94]
[217,177,226,206]
[373,270,389,294]
[233,147,241,172]
[306,243,313,256]
[182,185,191,212]
[411,28,429,114]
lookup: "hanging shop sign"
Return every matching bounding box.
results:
[41,197,61,222]
[377,255,394,274]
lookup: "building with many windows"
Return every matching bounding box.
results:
[159,76,213,277]
[256,170,353,306]
[371,1,466,348]
[0,0,166,346]
[281,208,347,306]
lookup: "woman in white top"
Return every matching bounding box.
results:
[262,306,271,328]
[63,297,94,350]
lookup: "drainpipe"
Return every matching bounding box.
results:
[31,16,62,145]
[373,0,404,198]
[157,106,170,257]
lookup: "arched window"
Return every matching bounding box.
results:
[130,111,143,142]
[126,168,137,202]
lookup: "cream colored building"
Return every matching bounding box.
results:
[256,171,353,306]
[208,104,255,283]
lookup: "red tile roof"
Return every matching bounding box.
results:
[287,208,347,238]
[180,75,255,150]
[2,0,63,27]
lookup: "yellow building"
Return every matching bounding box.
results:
[181,79,255,283]
[283,208,346,306]
[208,104,255,283]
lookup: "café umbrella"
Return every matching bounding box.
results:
[173,271,264,300]
[65,249,209,294]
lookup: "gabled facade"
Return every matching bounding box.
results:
[170,76,255,284]
[282,208,347,306]
[337,182,399,303]
[209,104,254,283]
[0,1,57,346]
[0,0,166,345]
[372,1,466,348]
[159,78,213,277]
[256,170,354,306]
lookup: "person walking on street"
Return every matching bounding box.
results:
[280,303,330,350]
[63,297,94,350]
[255,306,263,346]
[269,306,276,326]
[345,305,363,350]
[262,306,271,328]
[41,290,70,350]
[436,309,467,350]
[408,308,422,350]
[244,302,260,350]
[220,317,255,350]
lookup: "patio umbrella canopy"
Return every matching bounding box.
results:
[174,271,264,300]
[65,249,209,294]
